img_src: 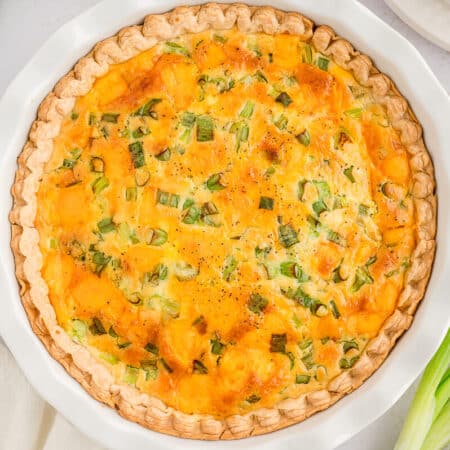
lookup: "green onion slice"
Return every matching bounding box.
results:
[259,196,274,210]
[247,293,268,315]
[275,92,293,107]
[196,115,214,142]
[296,129,310,146]
[97,217,116,233]
[239,101,255,119]
[164,41,190,57]
[128,141,145,168]
[270,333,287,353]
[278,223,299,248]
[193,360,208,374]
[91,176,109,195]
[101,113,119,123]
[90,156,104,173]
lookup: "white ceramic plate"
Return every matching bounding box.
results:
[0,1,449,449]
[385,0,450,52]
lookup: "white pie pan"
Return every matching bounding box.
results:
[0,0,448,449]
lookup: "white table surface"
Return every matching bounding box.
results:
[0,1,448,449]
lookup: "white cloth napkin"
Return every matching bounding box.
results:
[0,341,103,450]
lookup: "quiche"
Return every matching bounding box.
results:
[10,3,436,440]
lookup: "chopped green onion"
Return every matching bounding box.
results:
[278,223,299,248]
[313,180,331,199]
[196,115,214,142]
[206,173,225,191]
[70,111,79,121]
[270,333,287,353]
[108,326,118,338]
[101,113,119,123]
[274,114,288,130]
[144,342,159,355]
[312,199,328,216]
[343,340,359,353]
[280,262,310,282]
[327,230,346,247]
[155,148,171,161]
[222,255,238,281]
[317,56,329,71]
[213,34,227,43]
[298,179,307,201]
[343,166,355,183]
[330,300,341,318]
[134,167,150,186]
[255,246,271,260]
[164,41,190,57]
[148,228,168,246]
[128,141,145,168]
[332,264,346,283]
[239,101,255,119]
[296,129,310,146]
[358,204,369,216]
[88,113,97,126]
[259,196,274,210]
[335,129,352,148]
[350,265,374,292]
[132,126,150,139]
[90,156,104,173]
[296,374,311,384]
[97,217,116,233]
[144,263,168,285]
[193,360,208,374]
[100,352,119,365]
[182,198,195,210]
[141,360,158,380]
[230,121,249,149]
[339,356,359,369]
[133,98,162,117]
[71,319,87,341]
[201,201,218,216]
[344,108,363,119]
[125,187,137,201]
[156,190,168,205]
[182,205,201,224]
[62,158,77,169]
[247,293,268,315]
[160,358,173,373]
[118,340,131,349]
[210,337,225,355]
[92,251,111,274]
[275,92,292,107]
[254,70,268,83]
[174,262,198,281]
[91,176,109,195]
[301,44,313,64]
[124,365,140,385]
[246,394,261,403]
[89,317,106,335]
[181,111,196,128]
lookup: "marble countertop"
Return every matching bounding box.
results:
[0,1,448,449]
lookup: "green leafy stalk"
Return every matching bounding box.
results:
[421,400,450,450]
[394,328,450,450]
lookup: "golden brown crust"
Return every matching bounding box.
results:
[9,3,436,440]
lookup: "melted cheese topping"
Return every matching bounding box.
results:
[36,30,415,417]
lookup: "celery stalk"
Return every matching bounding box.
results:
[394,328,450,450]
[433,368,450,421]
[420,400,450,450]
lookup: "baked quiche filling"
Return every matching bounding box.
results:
[36,30,415,417]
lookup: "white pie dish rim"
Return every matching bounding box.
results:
[0,0,449,449]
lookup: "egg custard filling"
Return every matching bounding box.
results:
[36,30,416,418]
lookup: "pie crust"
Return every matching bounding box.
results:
[9,3,436,440]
